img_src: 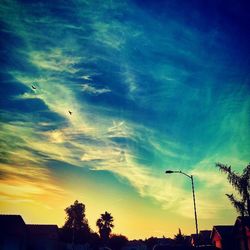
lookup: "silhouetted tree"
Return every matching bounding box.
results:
[62,200,91,244]
[174,229,185,244]
[109,234,128,250]
[173,228,190,246]
[216,163,250,216]
[145,237,158,250]
[63,200,89,229]
[216,163,250,250]
[88,232,102,250]
[96,211,114,243]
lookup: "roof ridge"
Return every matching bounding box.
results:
[27,224,58,226]
[213,225,233,227]
[0,214,22,216]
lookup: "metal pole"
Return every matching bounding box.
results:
[191,175,199,245]
[165,170,199,246]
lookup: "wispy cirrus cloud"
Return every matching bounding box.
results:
[81,84,111,95]
[2,75,246,221]
[29,49,81,74]
[0,162,65,205]
[0,0,249,235]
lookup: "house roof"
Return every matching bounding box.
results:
[27,224,59,239]
[211,225,233,240]
[0,214,26,235]
[199,230,212,244]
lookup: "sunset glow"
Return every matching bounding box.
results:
[0,0,249,239]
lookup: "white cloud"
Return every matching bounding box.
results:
[107,120,133,138]
[2,0,245,223]
[29,49,81,74]
[81,84,111,95]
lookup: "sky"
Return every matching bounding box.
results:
[0,0,250,239]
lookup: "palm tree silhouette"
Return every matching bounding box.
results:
[96,211,114,243]
[216,163,250,216]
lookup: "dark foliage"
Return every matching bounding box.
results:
[216,163,250,216]
[96,211,114,243]
[61,200,91,244]
[216,162,250,250]
[63,200,90,230]
[109,234,128,250]
[145,237,159,250]
[173,228,190,246]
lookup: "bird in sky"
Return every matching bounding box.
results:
[68,111,72,115]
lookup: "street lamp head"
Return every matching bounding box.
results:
[165,170,174,174]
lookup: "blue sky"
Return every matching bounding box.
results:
[0,0,250,239]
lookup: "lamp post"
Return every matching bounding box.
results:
[165,170,199,243]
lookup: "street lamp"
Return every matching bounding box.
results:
[165,170,199,241]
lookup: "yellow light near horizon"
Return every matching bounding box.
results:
[0,184,236,240]
[0,159,237,240]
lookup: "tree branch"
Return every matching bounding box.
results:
[226,193,246,216]
[216,163,242,194]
